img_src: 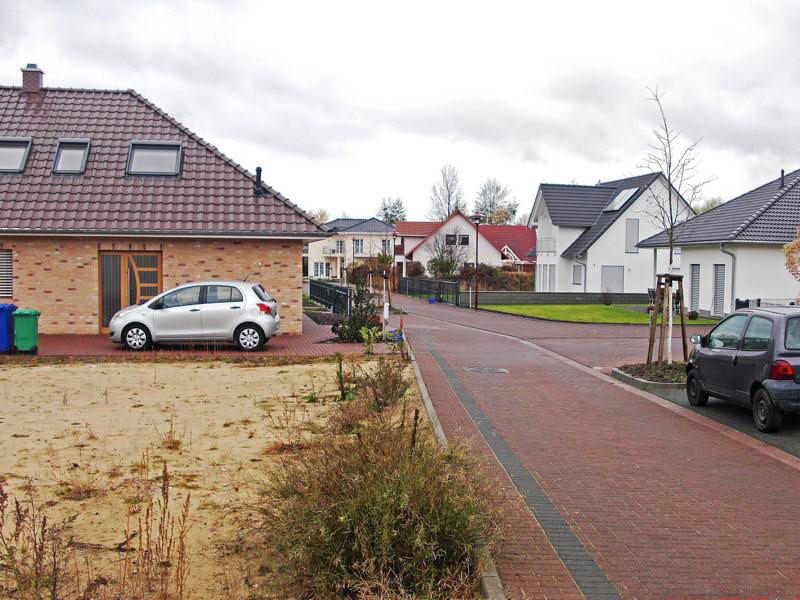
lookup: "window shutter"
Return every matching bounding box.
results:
[0,250,11,296]
[712,264,725,316]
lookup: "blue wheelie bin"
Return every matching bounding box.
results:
[0,303,17,353]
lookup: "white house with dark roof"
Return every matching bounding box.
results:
[307,217,394,279]
[639,169,800,316]
[528,173,691,294]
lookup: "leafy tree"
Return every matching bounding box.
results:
[475,178,518,224]
[377,197,406,225]
[695,196,723,214]
[427,164,467,221]
[406,261,424,277]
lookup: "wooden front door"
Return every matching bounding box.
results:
[99,252,162,330]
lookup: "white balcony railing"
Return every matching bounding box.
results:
[536,237,556,254]
[323,247,343,255]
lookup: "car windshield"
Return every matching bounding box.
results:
[252,285,273,301]
[785,318,800,350]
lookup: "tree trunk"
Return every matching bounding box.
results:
[667,262,674,365]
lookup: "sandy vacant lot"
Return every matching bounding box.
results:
[0,358,421,598]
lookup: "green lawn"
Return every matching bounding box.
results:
[481,304,719,325]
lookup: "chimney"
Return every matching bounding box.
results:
[254,166,265,196]
[781,169,785,188]
[21,63,44,94]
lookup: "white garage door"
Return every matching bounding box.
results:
[600,266,624,293]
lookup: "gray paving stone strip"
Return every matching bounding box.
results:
[417,332,621,600]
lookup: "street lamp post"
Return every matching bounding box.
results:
[471,213,483,310]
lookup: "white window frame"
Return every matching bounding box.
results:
[353,239,364,254]
[572,263,583,286]
[335,239,345,254]
[625,218,639,254]
[0,249,11,297]
[381,239,391,254]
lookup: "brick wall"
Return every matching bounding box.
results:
[0,236,304,335]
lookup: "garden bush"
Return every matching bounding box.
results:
[406,261,424,278]
[259,420,500,599]
[333,281,380,342]
[687,310,699,320]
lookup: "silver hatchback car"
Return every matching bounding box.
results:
[109,281,279,352]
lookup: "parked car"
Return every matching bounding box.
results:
[686,307,800,432]
[109,281,279,352]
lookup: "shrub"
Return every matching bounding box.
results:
[259,420,499,599]
[457,264,534,291]
[687,310,699,320]
[359,325,380,355]
[354,355,411,414]
[406,261,424,278]
[334,281,380,342]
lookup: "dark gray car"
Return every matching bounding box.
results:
[687,307,800,433]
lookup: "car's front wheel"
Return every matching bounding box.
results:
[752,388,783,433]
[235,324,265,352]
[123,324,151,352]
[686,369,708,407]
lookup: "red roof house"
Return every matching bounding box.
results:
[0,64,328,335]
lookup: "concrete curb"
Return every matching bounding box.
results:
[404,334,508,600]
[610,368,685,393]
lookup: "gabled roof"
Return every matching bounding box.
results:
[325,217,393,233]
[395,221,439,237]
[0,85,326,238]
[537,184,617,227]
[561,174,661,258]
[638,168,800,248]
[479,225,537,262]
[403,211,536,262]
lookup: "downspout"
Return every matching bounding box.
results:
[720,243,737,314]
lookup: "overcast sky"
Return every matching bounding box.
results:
[2,0,798,221]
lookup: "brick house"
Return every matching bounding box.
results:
[0,65,327,335]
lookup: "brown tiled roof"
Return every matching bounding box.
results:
[0,86,327,238]
[394,221,439,237]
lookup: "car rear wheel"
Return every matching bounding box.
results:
[752,388,783,433]
[123,324,151,352]
[686,370,708,407]
[235,324,265,352]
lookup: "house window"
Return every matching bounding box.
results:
[335,239,345,254]
[445,234,457,246]
[53,139,90,174]
[353,239,364,253]
[0,137,32,173]
[625,218,639,253]
[0,249,11,296]
[313,262,325,277]
[572,264,583,285]
[127,141,182,175]
[458,235,469,246]
[382,239,391,254]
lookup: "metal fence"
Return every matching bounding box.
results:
[309,279,352,315]
[398,276,461,306]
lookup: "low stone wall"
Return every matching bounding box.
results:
[459,291,651,306]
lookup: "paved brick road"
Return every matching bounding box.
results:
[397,297,800,600]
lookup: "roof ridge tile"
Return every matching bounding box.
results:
[731,172,800,240]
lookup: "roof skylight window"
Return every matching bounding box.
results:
[53,139,90,174]
[604,187,639,212]
[0,137,32,173]
[127,141,182,176]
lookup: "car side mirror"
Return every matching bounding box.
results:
[690,334,702,345]
[150,299,163,310]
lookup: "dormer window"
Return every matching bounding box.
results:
[53,139,90,174]
[127,141,182,176]
[0,137,32,173]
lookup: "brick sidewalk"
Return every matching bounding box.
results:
[402,298,800,599]
[19,315,374,357]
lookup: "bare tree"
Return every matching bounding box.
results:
[426,227,470,279]
[475,178,518,224]
[427,164,467,221]
[640,86,713,364]
[310,208,330,223]
[514,210,531,226]
[377,196,406,225]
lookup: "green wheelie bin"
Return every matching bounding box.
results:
[13,309,41,354]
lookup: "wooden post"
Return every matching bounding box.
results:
[676,275,688,361]
[647,274,661,364]
[657,275,669,363]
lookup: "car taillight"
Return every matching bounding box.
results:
[769,360,794,380]
[256,303,272,316]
